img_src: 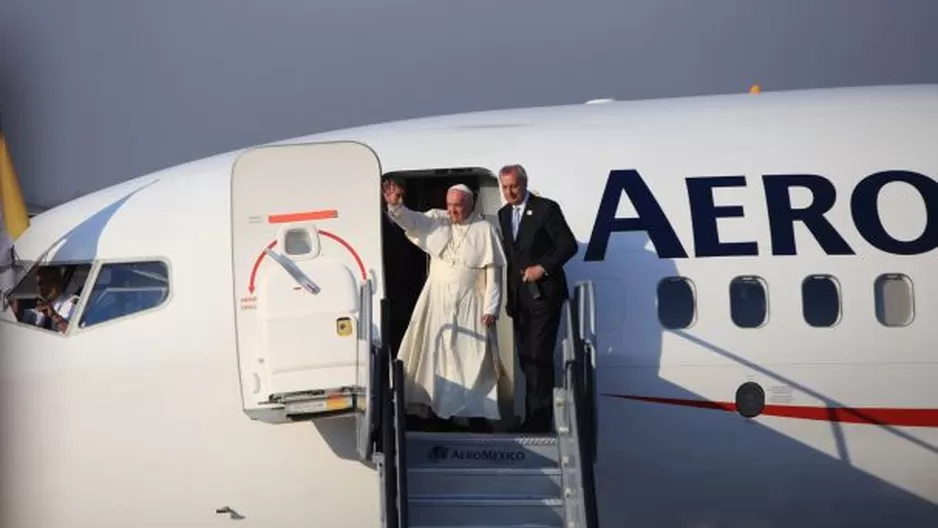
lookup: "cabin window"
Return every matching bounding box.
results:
[874,274,914,327]
[802,275,841,327]
[657,276,696,329]
[284,228,316,256]
[729,276,767,328]
[78,261,170,329]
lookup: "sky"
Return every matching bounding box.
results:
[1,0,937,209]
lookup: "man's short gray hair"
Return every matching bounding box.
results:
[498,164,528,183]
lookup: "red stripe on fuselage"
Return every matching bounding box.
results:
[604,394,938,428]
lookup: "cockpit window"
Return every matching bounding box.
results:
[6,263,92,334]
[78,261,170,329]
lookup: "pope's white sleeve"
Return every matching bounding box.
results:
[386,203,437,236]
[483,265,501,317]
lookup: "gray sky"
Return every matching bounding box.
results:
[2,0,937,209]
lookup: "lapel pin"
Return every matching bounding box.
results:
[526,210,532,216]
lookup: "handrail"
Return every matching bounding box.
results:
[570,283,600,527]
[376,297,397,528]
[573,282,598,463]
[375,296,390,456]
[577,282,587,344]
[380,372,397,528]
[391,359,410,528]
[562,294,576,364]
[575,281,596,346]
[358,282,377,462]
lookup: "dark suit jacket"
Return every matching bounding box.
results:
[498,194,578,318]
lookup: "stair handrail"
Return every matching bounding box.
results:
[558,305,586,526]
[358,281,378,462]
[576,280,598,463]
[375,298,398,528]
[572,282,599,527]
[391,358,410,528]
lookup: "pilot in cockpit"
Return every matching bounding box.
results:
[23,267,79,333]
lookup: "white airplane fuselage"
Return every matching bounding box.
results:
[2,85,937,527]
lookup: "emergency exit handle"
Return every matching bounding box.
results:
[264,247,321,294]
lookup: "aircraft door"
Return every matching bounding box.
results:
[230,141,383,425]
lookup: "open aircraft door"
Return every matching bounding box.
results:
[230,141,383,438]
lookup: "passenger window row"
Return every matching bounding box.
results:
[656,273,915,329]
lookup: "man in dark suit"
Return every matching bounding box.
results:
[497,164,578,433]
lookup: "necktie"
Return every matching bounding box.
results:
[512,206,521,239]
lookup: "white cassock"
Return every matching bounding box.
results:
[386,202,506,420]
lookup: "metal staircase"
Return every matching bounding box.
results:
[363,281,599,528]
[406,432,566,527]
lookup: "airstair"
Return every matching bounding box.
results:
[228,141,597,527]
[364,282,599,528]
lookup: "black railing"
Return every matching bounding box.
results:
[372,297,410,528]
[359,285,380,462]
[391,359,410,528]
[375,298,398,528]
[380,377,397,528]
[374,298,391,456]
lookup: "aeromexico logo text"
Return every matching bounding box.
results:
[427,445,526,464]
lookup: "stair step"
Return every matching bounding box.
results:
[408,496,564,527]
[406,432,560,469]
[408,467,563,496]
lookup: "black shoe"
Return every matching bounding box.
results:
[434,417,465,433]
[406,414,426,431]
[468,418,493,433]
[514,418,552,435]
[422,416,444,432]
[531,422,553,434]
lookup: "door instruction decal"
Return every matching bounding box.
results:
[242,229,368,300]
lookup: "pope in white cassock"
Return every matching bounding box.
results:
[382,179,506,428]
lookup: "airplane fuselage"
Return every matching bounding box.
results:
[2,85,936,527]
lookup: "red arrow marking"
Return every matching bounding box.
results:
[319,229,367,281]
[247,230,366,294]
